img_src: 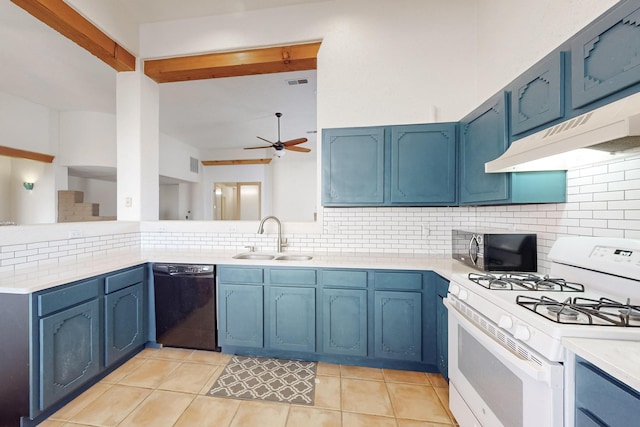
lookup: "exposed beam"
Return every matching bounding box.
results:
[11,0,135,72]
[0,146,55,163]
[144,42,321,83]
[202,158,272,166]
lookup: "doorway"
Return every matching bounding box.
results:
[214,182,261,220]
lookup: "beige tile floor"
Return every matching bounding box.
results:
[40,347,457,427]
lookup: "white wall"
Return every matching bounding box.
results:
[139,0,479,127]
[159,133,200,182]
[272,155,317,222]
[0,157,11,221]
[474,0,619,104]
[159,184,179,220]
[0,92,55,154]
[58,111,116,168]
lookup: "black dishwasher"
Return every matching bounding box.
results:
[152,264,220,351]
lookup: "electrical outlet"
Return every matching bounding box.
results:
[327,223,340,235]
[68,230,83,238]
[125,197,132,207]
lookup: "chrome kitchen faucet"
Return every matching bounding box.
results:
[257,216,287,253]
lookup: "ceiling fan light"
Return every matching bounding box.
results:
[274,149,285,158]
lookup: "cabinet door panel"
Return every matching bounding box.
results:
[322,127,385,205]
[510,53,564,135]
[459,92,509,204]
[104,283,145,366]
[322,288,367,357]
[218,284,264,348]
[374,291,422,361]
[390,124,457,204]
[268,286,315,352]
[39,299,100,409]
[571,2,640,108]
[575,357,640,427]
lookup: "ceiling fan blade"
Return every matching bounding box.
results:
[282,137,308,146]
[257,136,275,144]
[244,145,273,150]
[285,145,311,153]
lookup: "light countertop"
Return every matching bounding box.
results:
[0,248,473,294]
[563,337,640,392]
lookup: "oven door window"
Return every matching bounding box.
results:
[459,327,523,427]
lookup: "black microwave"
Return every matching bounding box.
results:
[452,229,537,272]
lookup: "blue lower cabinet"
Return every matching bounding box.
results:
[268,286,315,352]
[104,283,145,367]
[39,299,101,410]
[575,356,640,427]
[374,291,422,362]
[218,283,264,348]
[321,288,367,357]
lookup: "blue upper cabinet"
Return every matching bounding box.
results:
[322,123,457,206]
[322,126,386,205]
[510,52,564,136]
[459,92,510,204]
[390,124,457,205]
[571,1,640,109]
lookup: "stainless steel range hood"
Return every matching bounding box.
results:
[485,91,640,173]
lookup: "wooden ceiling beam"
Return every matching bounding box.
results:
[11,0,135,72]
[144,42,321,83]
[0,146,55,163]
[202,159,272,166]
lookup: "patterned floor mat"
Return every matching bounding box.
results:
[207,355,316,405]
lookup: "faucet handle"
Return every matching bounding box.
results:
[244,245,256,252]
[281,239,288,248]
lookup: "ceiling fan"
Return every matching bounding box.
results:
[244,112,310,157]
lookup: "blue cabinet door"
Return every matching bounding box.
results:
[322,126,386,205]
[39,298,101,410]
[510,52,564,136]
[218,284,264,348]
[571,1,640,108]
[321,288,367,357]
[435,276,449,380]
[267,286,315,353]
[459,92,510,204]
[390,123,457,205]
[575,356,640,427]
[374,291,422,361]
[104,283,145,367]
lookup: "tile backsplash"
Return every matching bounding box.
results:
[2,155,639,274]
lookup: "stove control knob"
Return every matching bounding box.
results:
[514,325,531,341]
[458,289,469,301]
[449,284,460,296]
[498,315,513,330]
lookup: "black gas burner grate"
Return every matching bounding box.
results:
[468,272,584,292]
[516,295,640,326]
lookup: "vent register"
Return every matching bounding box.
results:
[190,157,199,174]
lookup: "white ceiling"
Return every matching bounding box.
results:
[0,0,319,160]
[115,0,329,23]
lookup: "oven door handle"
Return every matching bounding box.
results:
[446,298,560,386]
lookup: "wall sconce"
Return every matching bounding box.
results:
[23,182,35,191]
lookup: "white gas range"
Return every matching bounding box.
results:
[445,237,640,427]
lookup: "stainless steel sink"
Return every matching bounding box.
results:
[232,253,275,260]
[232,253,313,261]
[274,255,313,261]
